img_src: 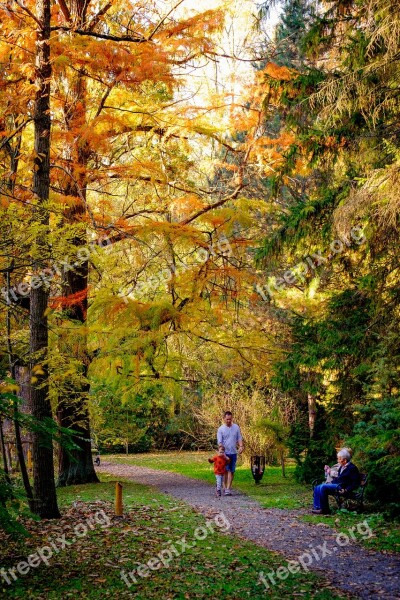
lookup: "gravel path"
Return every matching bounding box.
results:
[97,462,400,600]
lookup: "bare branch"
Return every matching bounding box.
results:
[49,26,146,43]
[147,0,186,40]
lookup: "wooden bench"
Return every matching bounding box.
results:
[334,473,368,511]
[312,473,368,512]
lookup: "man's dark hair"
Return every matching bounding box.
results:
[223,411,232,417]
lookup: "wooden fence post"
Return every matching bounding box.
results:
[115,482,123,517]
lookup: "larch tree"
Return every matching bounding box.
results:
[30,0,60,518]
[49,0,230,484]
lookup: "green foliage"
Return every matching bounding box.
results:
[274,0,315,68]
[286,409,337,483]
[0,472,30,537]
[92,381,178,453]
[255,0,400,510]
[347,397,400,515]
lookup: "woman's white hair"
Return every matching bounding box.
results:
[337,448,351,461]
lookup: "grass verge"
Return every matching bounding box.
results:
[105,451,310,510]
[0,474,351,599]
[103,452,400,554]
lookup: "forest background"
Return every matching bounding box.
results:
[0,0,399,521]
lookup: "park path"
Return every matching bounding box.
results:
[97,461,400,600]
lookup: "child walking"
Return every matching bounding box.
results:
[208,445,230,497]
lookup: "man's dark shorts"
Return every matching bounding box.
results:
[225,453,237,473]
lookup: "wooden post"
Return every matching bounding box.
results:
[115,482,123,517]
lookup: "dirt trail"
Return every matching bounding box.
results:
[97,461,400,600]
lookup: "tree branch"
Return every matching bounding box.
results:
[14,0,41,27]
[55,0,71,23]
[0,119,33,151]
[49,26,147,43]
[87,1,113,32]
[147,0,186,40]
[180,184,244,225]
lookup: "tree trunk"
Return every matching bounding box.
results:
[14,409,34,508]
[56,251,99,486]
[307,393,316,438]
[6,271,34,506]
[56,37,99,485]
[280,449,286,478]
[57,368,99,486]
[0,418,11,484]
[30,0,60,519]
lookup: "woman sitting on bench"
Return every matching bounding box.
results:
[312,448,360,515]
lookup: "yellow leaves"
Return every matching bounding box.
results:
[31,364,46,383]
[0,382,20,395]
[170,194,206,220]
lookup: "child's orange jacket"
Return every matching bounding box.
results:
[208,454,230,475]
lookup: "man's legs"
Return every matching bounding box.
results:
[313,483,340,512]
[224,471,233,490]
[224,454,237,493]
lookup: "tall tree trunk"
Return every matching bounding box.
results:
[30,0,60,518]
[56,60,98,486]
[57,252,99,486]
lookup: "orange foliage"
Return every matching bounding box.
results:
[49,289,87,310]
[263,62,295,81]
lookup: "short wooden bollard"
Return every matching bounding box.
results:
[115,482,123,517]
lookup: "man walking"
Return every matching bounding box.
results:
[217,411,243,495]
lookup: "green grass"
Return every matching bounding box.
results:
[105,451,311,510]
[0,474,351,599]
[301,511,400,554]
[103,452,400,554]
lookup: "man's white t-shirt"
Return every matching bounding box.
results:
[217,423,242,454]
